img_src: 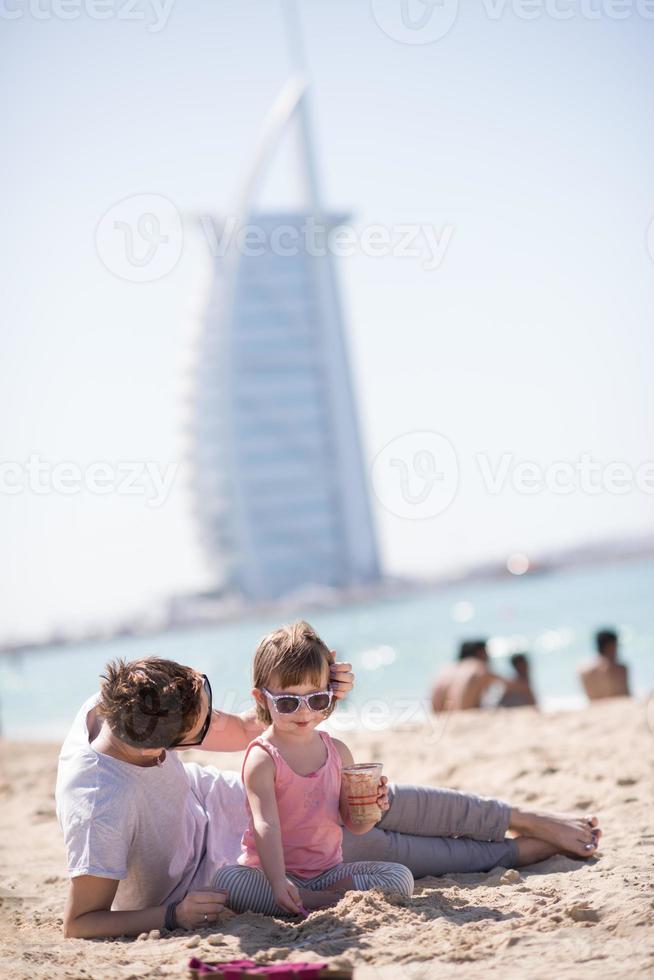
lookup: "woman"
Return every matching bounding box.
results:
[56,653,601,938]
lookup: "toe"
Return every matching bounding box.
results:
[579,824,595,843]
[577,838,598,856]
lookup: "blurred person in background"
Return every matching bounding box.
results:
[431,640,526,712]
[499,654,537,708]
[578,629,630,701]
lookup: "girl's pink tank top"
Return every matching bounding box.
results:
[238,730,343,879]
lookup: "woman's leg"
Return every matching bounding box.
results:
[377,782,512,841]
[342,783,601,870]
[342,824,519,878]
[315,861,414,898]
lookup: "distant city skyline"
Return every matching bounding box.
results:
[1,1,653,640]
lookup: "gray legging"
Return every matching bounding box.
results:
[341,783,519,877]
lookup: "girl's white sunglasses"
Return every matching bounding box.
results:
[262,687,333,714]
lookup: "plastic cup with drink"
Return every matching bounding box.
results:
[341,762,384,824]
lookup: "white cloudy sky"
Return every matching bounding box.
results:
[1,0,653,640]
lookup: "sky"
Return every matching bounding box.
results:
[1,0,653,641]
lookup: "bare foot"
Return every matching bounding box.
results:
[557,813,602,841]
[298,887,340,910]
[328,875,355,895]
[297,876,356,911]
[513,836,560,866]
[510,808,601,859]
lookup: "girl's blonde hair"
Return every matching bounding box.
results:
[253,620,335,724]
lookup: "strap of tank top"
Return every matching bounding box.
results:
[240,736,280,783]
[317,729,341,772]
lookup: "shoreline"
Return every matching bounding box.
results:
[3,545,652,658]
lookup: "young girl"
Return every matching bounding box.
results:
[214,621,414,916]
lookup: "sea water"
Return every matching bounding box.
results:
[1,557,652,741]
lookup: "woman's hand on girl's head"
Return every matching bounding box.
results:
[272,876,304,916]
[328,650,354,700]
[377,775,390,813]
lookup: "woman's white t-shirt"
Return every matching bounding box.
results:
[55,695,247,911]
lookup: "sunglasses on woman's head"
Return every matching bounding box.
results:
[262,687,333,715]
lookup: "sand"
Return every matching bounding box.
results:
[1,697,653,979]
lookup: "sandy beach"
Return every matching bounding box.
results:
[1,696,653,979]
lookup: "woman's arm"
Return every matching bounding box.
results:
[64,876,158,938]
[244,748,302,915]
[332,738,390,836]
[199,706,265,753]
[63,876,228,939]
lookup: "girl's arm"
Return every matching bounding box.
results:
[332,738,390,836]
[243,747,303,915]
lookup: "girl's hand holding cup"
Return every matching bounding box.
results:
[377,774,390,814]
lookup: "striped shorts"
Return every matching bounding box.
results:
[214,860,414,916]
